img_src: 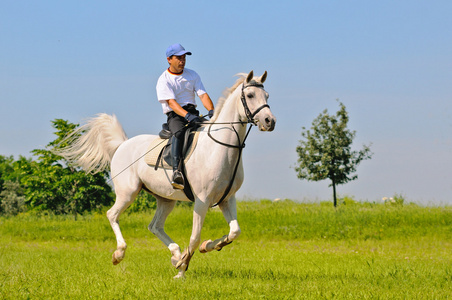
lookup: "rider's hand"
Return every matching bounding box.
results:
[185,112,202,123]
[207,110,214,118]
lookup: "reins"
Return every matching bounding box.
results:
[206,121,249,148]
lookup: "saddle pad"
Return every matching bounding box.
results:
[144,131,200,169]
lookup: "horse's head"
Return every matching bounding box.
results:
[239,71,276,132]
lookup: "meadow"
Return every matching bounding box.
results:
[1,200,451,299]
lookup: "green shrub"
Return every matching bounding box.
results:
[383,193,405,206]
[127,191,157,213]
[339,195,357,206]
[0,180,26,216]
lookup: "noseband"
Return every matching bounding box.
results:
[240,82,270,124]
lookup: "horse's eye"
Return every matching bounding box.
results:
[247,93,254,98]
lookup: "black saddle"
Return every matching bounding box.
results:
[159,123,172,139]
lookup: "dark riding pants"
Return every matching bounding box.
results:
[166,104,200,140]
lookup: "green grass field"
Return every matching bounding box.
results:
[1,200,451,299]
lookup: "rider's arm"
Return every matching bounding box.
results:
[166,99,188,117]
[199,93,214,111]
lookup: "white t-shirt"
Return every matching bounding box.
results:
[156,68,207,114]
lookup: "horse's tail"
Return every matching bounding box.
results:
[55,113,128,174]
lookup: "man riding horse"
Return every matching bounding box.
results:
[156,43,214,189]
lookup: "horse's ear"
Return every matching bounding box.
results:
[259,71,267,84]
[246,70,254,83]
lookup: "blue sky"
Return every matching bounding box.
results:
[1,1,451,205]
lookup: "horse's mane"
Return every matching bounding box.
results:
[210,73,247,122]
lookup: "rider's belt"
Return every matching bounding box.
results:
[166,104,197,117]
[182,104,196,110]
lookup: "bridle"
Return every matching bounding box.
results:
[240,81,270,125]
[203,81,270,207]
[207,81,270,148]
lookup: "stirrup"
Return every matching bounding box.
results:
[171,170,184,190]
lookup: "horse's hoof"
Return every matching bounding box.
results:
[112,253,121,265]
[175,248,192,271]
[112,249,125,265]
[175,261,187,271]
[199,240,212,253]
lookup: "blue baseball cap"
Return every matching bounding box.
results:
[166,43,192,57]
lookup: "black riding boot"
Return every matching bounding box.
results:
[171,136,185,189]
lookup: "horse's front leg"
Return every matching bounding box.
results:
[199,195,241,253]
[174,199,209,279]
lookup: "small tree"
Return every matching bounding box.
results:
[295,101,373,207]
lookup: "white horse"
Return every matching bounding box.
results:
[57,71,276,278]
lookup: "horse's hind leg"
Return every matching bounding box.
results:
[147,196,181,268]
[199,195,241,253]
[106,189,139,265]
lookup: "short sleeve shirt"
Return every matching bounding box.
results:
[156,68,207,114]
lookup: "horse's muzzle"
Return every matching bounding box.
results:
[257,113,276,132]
